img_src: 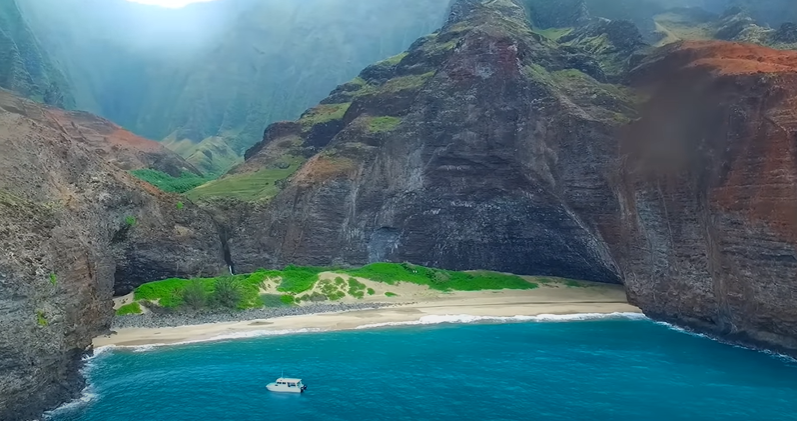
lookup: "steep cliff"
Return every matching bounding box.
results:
[213,0,641,283]
[0,91,227,420]
[617,40,797,354]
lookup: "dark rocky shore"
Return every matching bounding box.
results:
[110,302,401,330]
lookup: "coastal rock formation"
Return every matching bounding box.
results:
[226,0,637,284]
[617,41,797,353]
[0,92,227,420]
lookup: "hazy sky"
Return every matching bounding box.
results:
[126,0,217,8]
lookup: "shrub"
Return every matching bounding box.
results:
[367,288,375,295]
[211,277,244,309]
[125,216,137,226]
[347,278,367,299]
[181,279,208,310]
[176,201,184,210]
[49,273,57,286]
[280,294,295,306]
[385,292,398,297]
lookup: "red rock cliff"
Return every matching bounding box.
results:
[617,41,797,353]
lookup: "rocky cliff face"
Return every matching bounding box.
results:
[226,0,640,283]
[0,92,227,420]
[616,40,797,354]
[213,0,797,356]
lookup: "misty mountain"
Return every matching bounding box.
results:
[18,0,450,174]
[0,0,71,107]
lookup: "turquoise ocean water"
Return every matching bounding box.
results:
[49,315,797,421]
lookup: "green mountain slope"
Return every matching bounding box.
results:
[0,0,72,107]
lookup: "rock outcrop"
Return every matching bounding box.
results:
[0,92,227,420]
[227,0,637,284]
[618,40,797,354]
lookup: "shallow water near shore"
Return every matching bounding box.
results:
[50,318,797,421]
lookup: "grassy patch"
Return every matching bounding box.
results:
[380,72,434,93]
[186,155,304,202]
[344,263,538,292]
[355,72,435,98]
[277,265,329,294]
[364,116,402,133]
[532,27,573,41]
[298,103,351,128]
[261,294,292,307]
[36,310,48,326]
[116,302,142,316]
[347,277,367,299]
[367,288,375,296]
[130,169,210,193]
[385,292,398,297]
[377,52,408,66]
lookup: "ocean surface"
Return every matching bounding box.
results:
[49,315,797,421]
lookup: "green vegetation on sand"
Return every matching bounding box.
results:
[344,263,538,291]
[116,302,142,316]
[122,262,541,315]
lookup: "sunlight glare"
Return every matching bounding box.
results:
[125,0,217,8]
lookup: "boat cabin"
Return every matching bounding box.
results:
[275,378,303,388]
[267,377,307,393]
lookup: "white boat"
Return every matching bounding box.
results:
[266,377,307,393]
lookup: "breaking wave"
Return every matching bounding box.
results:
[355,312,647,329]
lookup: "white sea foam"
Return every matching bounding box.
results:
[208,327,323,341]
[43,389,98,419]
[111,327,326,353]
[355,312,646,329]
[43,348,111,419]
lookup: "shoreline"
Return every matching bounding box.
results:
[95,287,642,348]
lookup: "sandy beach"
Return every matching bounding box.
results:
[95,282,641,347]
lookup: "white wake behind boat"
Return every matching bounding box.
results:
[266,377,307,393]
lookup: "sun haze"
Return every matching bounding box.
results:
[125,0,217,8]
